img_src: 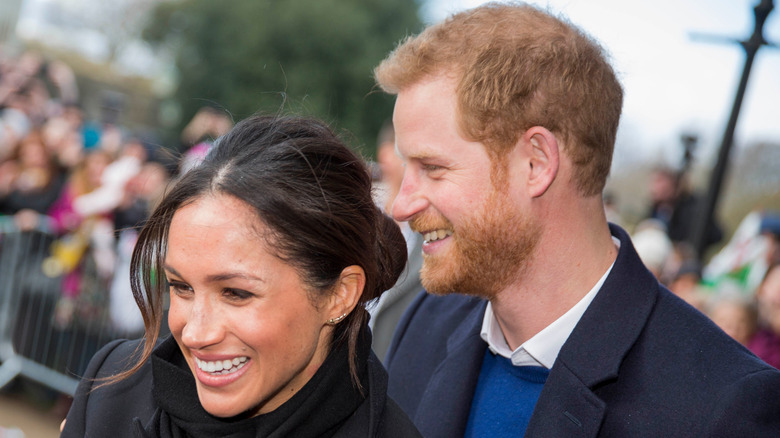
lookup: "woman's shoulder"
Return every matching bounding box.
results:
[62,338,158,437]
[85,339,146,376]
[334,352,422,438]
[332,390,422,438]
[375,397,423,438]
[85,338,158,400]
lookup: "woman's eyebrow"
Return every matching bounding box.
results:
[163,264,264,283]
[163,264,182,278]
[205,272,265,283]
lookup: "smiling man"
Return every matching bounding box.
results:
[374,3,780,437]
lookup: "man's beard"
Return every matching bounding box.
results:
[410,189,540,300]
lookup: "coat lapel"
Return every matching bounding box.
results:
[414,300,487,438]
[527,224,660,438]
[525,362,606,437]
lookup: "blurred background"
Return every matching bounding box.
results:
[1,0,777,232]
[0,0,778,436]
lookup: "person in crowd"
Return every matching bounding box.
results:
[749,263,780,369]
[178,106,233,174]
[61,115,422,437]
[631,219,673,281]
[41,111,86,171]
[759,213,780,272]
[708,295,759,347]
[373,3,780,436]
[110,159,171,337]
[668,258,706,311]
[73,137,149,219]
[646,166,723,250]
[0,130,66,230]
[368,120,424,362]
[0,89,32,159]
[44,149,115,326]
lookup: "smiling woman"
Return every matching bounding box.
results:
[60,115,421,437]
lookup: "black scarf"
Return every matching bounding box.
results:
[135,332,369,438]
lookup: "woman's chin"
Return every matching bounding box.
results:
[200,399,247,419]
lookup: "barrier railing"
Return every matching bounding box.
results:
[0,219,121,396]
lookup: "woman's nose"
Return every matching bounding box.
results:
[179,298,224,349]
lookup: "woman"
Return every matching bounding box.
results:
[61,115,421,437]
[0,130,66,228]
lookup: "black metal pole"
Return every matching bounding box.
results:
[693,0,774,261]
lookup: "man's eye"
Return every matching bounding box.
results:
[423,164,444,172]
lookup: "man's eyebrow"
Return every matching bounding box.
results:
[405,151,440,161]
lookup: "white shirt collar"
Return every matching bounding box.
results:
[480,237,620,368]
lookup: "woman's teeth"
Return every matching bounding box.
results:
[195,356,248,375]
[423,229,453,243]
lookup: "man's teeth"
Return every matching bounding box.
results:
[423,229,453,243]
[195,356,248,375]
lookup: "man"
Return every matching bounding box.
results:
[374,3,780,437]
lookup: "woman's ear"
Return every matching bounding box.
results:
[326,265,365,324]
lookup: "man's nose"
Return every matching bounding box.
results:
[392,171,428,222]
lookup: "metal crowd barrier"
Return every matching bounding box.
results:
[0,219,120,396]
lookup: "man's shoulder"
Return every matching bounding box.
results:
[385,292,488,428]
[392,292,486,345]
[386,291,486,369]
[649,288,774,375]
[614,288,778,425]
[627,293,780,435]
[407,291,485,323]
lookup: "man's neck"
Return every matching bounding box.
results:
[490,211,617,350]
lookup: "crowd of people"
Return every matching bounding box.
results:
[623,169,780,370]
[0,49,233,341]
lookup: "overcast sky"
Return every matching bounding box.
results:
[423,0,780,168]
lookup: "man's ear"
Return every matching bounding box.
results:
[326,265,365,324]
[523,126,559,198]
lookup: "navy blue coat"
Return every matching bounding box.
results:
[386,224,780,437]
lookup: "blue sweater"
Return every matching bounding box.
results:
[464,350,550,437]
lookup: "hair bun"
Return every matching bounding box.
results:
[372,208,408,298]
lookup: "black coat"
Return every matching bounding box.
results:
[62,335,421,437]
[386,224,780,437]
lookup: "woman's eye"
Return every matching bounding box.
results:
[223,288,253,301]
[167,281,192,295]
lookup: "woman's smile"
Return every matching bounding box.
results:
[191,355,252,388]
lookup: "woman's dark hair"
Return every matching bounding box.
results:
[116,115,407,387]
